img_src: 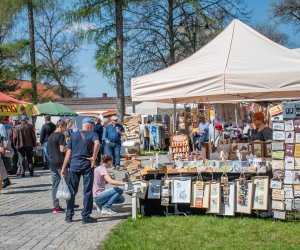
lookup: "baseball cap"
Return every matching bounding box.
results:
[111,116,118,121]
[12,116,20,121]
[82,117,95,125]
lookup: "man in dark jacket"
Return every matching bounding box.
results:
[40,115,56,169]
[13,115,36,177]
[93,117,103,165]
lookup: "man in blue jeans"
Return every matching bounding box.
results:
[61,118,100,224]
[104,116,124,170]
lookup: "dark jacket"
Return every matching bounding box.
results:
[40,122,56,144]
[13,122,36,149]
[93,123,103,143]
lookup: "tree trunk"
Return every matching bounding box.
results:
[115,0,125,122]
[27,0,37,104]
[168,0,175,65]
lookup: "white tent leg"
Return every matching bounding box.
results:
[132,192,138,220]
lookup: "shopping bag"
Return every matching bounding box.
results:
[56,177,71,200]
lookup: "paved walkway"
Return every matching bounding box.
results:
[0,168,131,250]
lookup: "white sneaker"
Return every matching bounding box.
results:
[101,208,117,215]
[93,202,102,212]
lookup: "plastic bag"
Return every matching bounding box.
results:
[56,177,71,200]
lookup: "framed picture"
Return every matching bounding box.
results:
[295,144,300,158]
[271,114,283,121]
[273,170,285,180]
[294,185,300,197]
[294,171,300,184]
[294,198,300,211]
[202,182,210,209]
[264,142,272,158]
[285,145,295,158]
[190,181,204,208]
[172,177,191,203]
[285,120,294,131]
[147,179,161,199]
[285,131,295,144]
[272,151,285,160]
[273,210,286,220]
[272,200,285,210]
[295,158,300,170]
[285,157,295,170]
[269,105,282,116]
[285,199,293,211]
[270,179,283,189]
[296,133,300,143]
[236,180,253,214]
[273,131,285,141]
[273,122,284,131]
[207,182,221,214]
[284,171,294,184]
[284,185,294,199]
[251,142,264,158]
[272,142,285,151]
[272,160,284,171]
[219,182,235,216]
[253,177,269,210]
[272,189,285,200]
[295,119,300,132]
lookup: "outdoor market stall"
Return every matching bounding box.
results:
[0,92,33,116]
[128,19,300,220]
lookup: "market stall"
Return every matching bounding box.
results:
[0,92,33,116]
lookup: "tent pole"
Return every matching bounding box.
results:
[235,103,238,125]
[132,102,136,113]
[173,99,177,133]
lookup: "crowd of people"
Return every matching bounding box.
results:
[0,114,127,224]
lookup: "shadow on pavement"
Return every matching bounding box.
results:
[0,208,53,216]
[3,189,51,195]
[7,183,52,189]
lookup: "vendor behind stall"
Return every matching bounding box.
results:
[251,111,272,141]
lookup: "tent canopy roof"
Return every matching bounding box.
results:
[131,19,300,103]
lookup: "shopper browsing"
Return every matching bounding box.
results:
[93,155,126,215]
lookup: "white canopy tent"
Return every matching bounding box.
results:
[126,102,182,115]
[131,19,300,103]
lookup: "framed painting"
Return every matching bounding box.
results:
[295,158,300,170]
[294,185,300,197]
[272,200,285,210]
[273,131,285,141]
[272,122,284,131]
[219,182,235,216]
[285,199,293,211]
[284,185,294,199]
[202,182,210,209]
[271,142,285,151]
[270,179,283,189]
[207,182,221,214]
[264,142,272,158]
[272,160,284,171]
[253,177,269,210]
[272,189,285,200]
[147,179,161,199]
[285,131,295,144]
[294,171,300,184]
[236,180,253,214]
[251,142,264,158]
[172,177,191,203]
[285,120,294,131]
[285,157,295,170]
[190,181,204,208]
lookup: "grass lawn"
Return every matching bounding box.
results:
[102,216,300,250]
[139,149,168,156]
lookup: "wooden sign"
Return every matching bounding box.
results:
[272,200,285,210]
[273,210,286,220]
[272,122,284,131]
[272,151,285,160]
[272,142,285,151]
[273,131,285,141]
[269,104,282,116]
[272,189,285,200]
[272,160,284,171]
[285,120,294,132]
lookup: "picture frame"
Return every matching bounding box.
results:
[190,181,204,208]
[285,199,293,211]
[285,120,294,132]
[272,160,284,171]
[284,171,294,184]
[284,185,294,199]
[273,122,285,131]
[253,177,269,210]
[235,180,253,214]
[294,198,300,211]
[272,151,285,160]
[147,179,161,199]
[273,131,285,141]
[271,114,283,121]
[264,142,272,158]
[285,157,295,170]
[273,210,286,220]
[295,144,300,158]
[219,182,235,216]
[251,142,264,158]
[272,189,285,200]
[294,171,300,184]
[296,133,300,143]
[207,182,221,214]
[202,182,211,209]
[272,142,285,151]
[285,131,295,144]
[272,200,285,210]
[270,179,282,189]
[285,144,295,158]
[273,170,285,180]
[294,119,300,132]
[172,177,191,203]
[294,185,300,197]
[295,158,300,170]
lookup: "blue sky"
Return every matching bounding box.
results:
[78,0,300,97]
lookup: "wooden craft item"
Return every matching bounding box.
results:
[264,141,272,158]
[251,141,264,158]
[272,189,285,200]
[269,104,282,116]
[272,200,285,210]
[221,173,229,205]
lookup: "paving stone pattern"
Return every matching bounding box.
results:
[0,168,131,250]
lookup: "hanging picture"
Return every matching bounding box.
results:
[147,179,161,199]
[251,142,264,158]
[285,199,293,211]
[172,177,191,203]
[207,182,221,214]
[270,179,282,189]
[284,171,294,184]
[273,131,285,141]
[294,171,300,184]
[269,105,282,116]
[235,180,253,214]
[294,144,300,158]
[285,131,295,144]
[202,182,210,209]
[296,133,300,143]
[285,157,295,170]
[272,122,284,131]
[293,198,300,211]
[271,114,283,121]
[273,170,285,180]
[264,142,272,158]
[190,181,204,208]
[273,211,286,220]
[272,151,285,160]
[294,119,300,132]
[253,177,269,210]
[219,182,235,216]
[272,142,285,151]
[272,200,285,210]
[285,145,295,158]
[285,120,294,131]
[295,158,300,170]
[272,160,284,171]
[272,189,285,200]
[284,185,294,199]
[294,185,300,197]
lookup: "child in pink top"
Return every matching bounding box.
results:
[93,155,126,215]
